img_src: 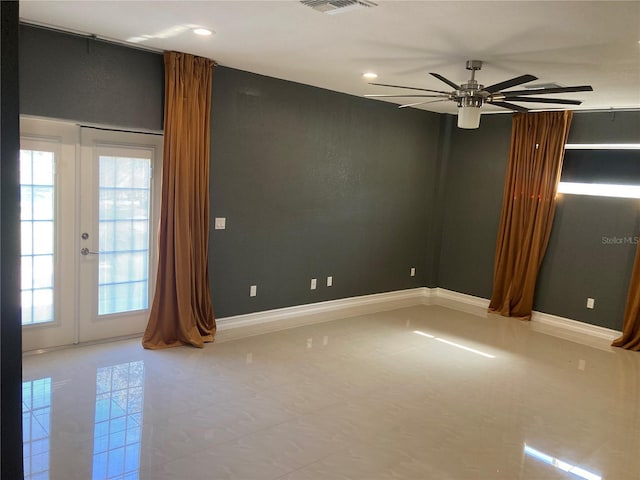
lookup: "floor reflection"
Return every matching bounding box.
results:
[22,377,52,480]
[92,360,145,480]
[524,443,602,480]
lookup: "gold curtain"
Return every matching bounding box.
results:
[612,239,640,350]
[142,51,216,349]
[489,111,573,320]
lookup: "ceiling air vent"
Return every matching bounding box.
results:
[301,0,378,15]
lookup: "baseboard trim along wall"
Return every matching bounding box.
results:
[215,288,430,341]
[215,287,621,343]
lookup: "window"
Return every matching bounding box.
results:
[20,149,55,325]
[98,154,152,315]
[558,145,640,199]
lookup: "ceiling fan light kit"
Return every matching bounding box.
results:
[458,104,482,129]
[367,60,593,129]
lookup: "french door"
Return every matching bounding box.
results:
[20,118,162,351]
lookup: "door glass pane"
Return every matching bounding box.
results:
[20,149,55,325]
[98,156,151,315]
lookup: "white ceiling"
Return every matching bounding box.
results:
[19,1,640,115]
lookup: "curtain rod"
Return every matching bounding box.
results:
[78,123,163,136]
[19,19,219,65]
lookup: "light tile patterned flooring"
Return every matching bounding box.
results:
[22,305,640,479]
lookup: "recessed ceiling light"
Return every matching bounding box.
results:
[193,28,213,36]
[362,72,378,80]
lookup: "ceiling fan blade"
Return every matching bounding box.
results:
[369,82,450,94]
[501,97,583,105]
[488,101,529,113]
[399,99,450,109]
[484,74,538,93]
[502,85,593,97]
[364,94,448,98]
[429,72,460,90]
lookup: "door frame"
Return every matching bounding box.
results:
[20,117,163,351]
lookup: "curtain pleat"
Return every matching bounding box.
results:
[142,51,216,349]
[612,239,640,350]
[489,111,573,320]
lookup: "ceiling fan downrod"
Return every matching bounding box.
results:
[458,60,484,110]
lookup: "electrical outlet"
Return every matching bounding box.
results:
[214,217,226,230]
[586,297,595,309]
[327,276,333,287]
[311,278,317,290]
[250,285,257,297]
[410,267,416,277]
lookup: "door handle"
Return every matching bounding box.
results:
[80,247,99,256]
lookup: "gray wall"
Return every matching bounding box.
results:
[438,114,512,299]
[209,67,441,317]
[2,2,24,477]
[438,111,640,330]
[536,195,640,329]
[20,25,163,131]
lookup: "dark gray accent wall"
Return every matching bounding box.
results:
[536,195,640,329]
[209,67,441,317]
[427,115,455,287]
[1,2,24,478]
[567,110,640,144]
[438,114,512,298]
[438,110,640,330]
[19,24,163,131]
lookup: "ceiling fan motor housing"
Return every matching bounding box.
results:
[457,95,483,108]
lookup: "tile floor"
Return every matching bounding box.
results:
[21,305,640,480]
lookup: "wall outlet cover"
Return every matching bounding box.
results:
[214,217,226,230]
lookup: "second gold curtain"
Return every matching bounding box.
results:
[489,111,573,320]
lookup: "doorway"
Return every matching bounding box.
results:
[20,118,162,351]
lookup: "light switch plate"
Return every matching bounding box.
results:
[214,217,226,230]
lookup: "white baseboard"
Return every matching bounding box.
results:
[215,288,429,341]
[530,310,620,341]
[431,288,621,342]
[432,288,490,316]
[215,286,621,344]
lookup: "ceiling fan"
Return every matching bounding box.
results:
[365,60,593,129]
